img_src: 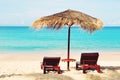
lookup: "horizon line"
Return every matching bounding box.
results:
[0,25,120,27]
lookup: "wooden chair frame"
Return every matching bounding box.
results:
[76,52,101,73]
[41,57,61,74]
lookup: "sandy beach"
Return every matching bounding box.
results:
[1,0,120,79]
[0,50,120,80]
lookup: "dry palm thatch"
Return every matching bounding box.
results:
[32,9,103,71]
[32,9,103,32]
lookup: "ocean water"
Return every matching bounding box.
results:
[0,26,120,52]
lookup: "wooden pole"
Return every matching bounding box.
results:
[67,26,71,71]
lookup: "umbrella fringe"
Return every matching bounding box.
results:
[32,9,103,32]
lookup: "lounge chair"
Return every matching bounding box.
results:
[41,57,61,74]
[76,52,101,73]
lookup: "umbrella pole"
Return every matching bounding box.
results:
[67,26,71,71]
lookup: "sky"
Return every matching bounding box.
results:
[0,0,120,26]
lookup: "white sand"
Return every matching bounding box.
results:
[0,50,120,80]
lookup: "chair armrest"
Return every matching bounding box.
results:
[40,62,43,69]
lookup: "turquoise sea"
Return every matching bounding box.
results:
[0,26,120,52]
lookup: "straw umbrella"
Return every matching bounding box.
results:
[32,9,103,70]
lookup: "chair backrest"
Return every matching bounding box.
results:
[80,52,99,65]
[43,57,60,66]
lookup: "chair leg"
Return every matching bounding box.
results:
[43,67,46,74]
[96,65,101,73]
[57,67,61,74]
[41,64,43,69]
[83,69,86,73]
[82,66,87,73]
[76,63,79,70]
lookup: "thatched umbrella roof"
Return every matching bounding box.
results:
[32,9,103,32]
[32,9,103,70]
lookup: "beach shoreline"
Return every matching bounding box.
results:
[0,50,120,61]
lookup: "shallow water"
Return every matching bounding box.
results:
[0,26,120,52]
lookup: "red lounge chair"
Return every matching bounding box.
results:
[76,52,101,73]
[41,57,61,74]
